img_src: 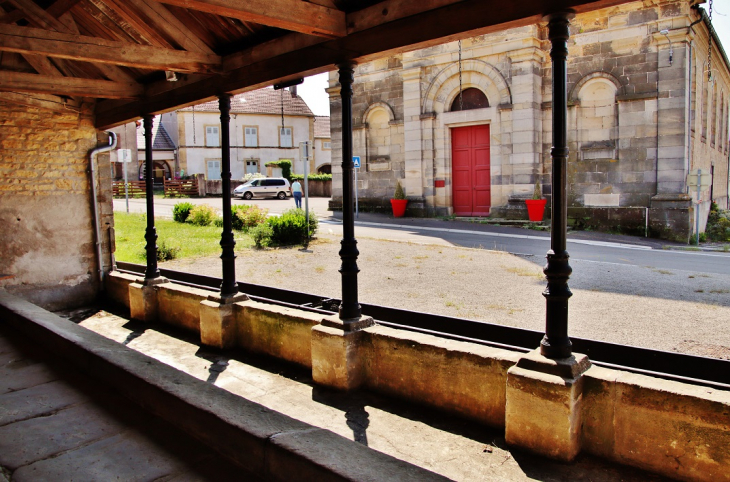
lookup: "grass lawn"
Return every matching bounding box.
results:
[114,212,253,264]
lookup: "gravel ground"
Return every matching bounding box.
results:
[162,232,730,359]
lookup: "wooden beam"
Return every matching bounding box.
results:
[0,71,142,98]
[46,0,84,18]
[7,0,69,32]
[0,91,84,112]
[96,0,636,128]
[87,0,172,47]
[129,0,216,54]
[0,9,26,24]
[0,25,222,73]
[155,0,346,38]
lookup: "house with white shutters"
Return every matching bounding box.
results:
[160,87,317,180]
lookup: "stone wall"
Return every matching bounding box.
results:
[0,100,113,309]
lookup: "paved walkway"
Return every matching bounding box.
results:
[0,322,254,482]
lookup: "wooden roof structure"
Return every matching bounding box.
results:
[0,0,636,130]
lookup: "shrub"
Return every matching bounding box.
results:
[236,204,268,231]
[231,204,250,231]
[249,223,273,248]
[172,202,194,223]
[265,159,292,180]
[214,217,224,228]
[394,180,406,200]
[188,204,218,226]
[706,206,730,242]
[290,173,332,182]
[142,240,180,262]
[266,208,318,246]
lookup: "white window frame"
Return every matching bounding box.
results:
[279,126,293,148]
[244,126,259,147]
[322,140,331,150]
[206,159,222,180]
[205,124,220,147]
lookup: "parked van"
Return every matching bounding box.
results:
[233,178,291,199]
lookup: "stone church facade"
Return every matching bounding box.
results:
[328,0,729,241]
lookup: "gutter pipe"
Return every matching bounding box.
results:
[89,132,117,292]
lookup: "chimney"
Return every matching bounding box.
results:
[290,85,297,97]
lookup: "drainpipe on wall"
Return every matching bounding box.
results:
[89,132,117,292]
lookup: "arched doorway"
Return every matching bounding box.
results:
[450,88,491,216]
[317,164,331,174]
[139,161,171,184]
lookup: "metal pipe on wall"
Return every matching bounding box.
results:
[88,132,117,291]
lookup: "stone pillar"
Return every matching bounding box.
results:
[505,349,591,461]
[402,67,424,204]
[508,47,546,194]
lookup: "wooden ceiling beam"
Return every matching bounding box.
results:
[0,71,143,98]
[155,0,346,38]
[129,0,216,54]
[96,0,635,128]
[46,0,84,18]
[6,0,69,32]
[0,25,222,73]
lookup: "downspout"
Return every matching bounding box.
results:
[89,132,117,291]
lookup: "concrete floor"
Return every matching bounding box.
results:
[66,304,668,482]
[0,322,259,482]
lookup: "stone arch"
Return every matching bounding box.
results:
[569,71,624,103]
[422,59,511,114]
[316,163,331,174]
[362,101,396,125]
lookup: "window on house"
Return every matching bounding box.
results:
[711,83,717,147]
[207,160,221,180]
[701,76,708,141]
[280,127,292,147]
[323,140,331,150]
[246,160,259,174]
[206,125,220,147]
[244,127,258,147]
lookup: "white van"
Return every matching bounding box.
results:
[233,178,291,199]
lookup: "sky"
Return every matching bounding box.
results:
[295,6,730,118]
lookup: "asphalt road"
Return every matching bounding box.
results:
[114,196,730,276]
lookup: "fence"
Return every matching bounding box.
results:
[163,179,199,197]
[112,181,145,198]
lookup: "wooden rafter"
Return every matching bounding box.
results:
[155,0,346,38]
[0,25,222,73]
[0,71,142,98]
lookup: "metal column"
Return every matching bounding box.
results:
[541,12,574,359]
[337,62,362,321]
[218,94,240,298]
[143,114,160,280]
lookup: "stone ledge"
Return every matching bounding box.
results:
[0,291,448,481]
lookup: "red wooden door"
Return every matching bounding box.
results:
[451,125,491,216]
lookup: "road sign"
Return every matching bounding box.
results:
[118,148,132,163]
[353,156,361,168]
[688,168,711,189]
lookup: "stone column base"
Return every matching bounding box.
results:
[311,315,373,391]
[505,349,591,462]
[128,277,168,322]
[199,293,249,349]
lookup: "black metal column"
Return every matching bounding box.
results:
[218,93,239,298]
[541,12,574,359]
[143,114,160,280]
[337,62,362,321]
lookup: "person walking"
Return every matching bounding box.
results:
[291,179,303,209]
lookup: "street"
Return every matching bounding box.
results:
[113,196,730,276]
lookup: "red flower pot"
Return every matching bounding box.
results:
[390,199,408,217]
[525,199,547,222]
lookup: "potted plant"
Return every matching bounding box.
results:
[390,180,408,217]
[525,180,547,222]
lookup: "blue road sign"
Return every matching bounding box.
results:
[353,156,361,168]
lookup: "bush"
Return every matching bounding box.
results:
[706,204,730,242]
[266,208,318,246]
[230,204,249,231]
[142,240,180,262]
[236,204,268,231]
[249,223,273,248]
[265,160,292,180]
[188,204,218,226]
[290,173,332,182]
[173,202,194,223]
[213,217,224,228]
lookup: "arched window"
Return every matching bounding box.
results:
[317,164,331,174]
[367,108,391,163]
[450,88,489,111]
[577,79,617,151]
